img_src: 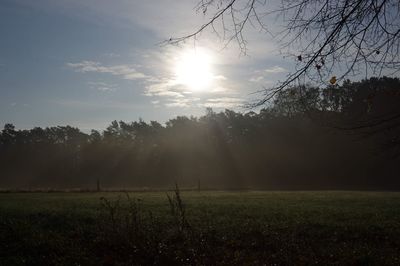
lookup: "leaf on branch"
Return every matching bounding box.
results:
[330,76,337,85]
[297,55,302,62]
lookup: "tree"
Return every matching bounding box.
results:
[0,124,17,146]
[165,0,400,104]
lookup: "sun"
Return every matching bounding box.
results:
[174,48,214,91]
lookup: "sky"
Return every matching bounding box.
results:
[0,0,291,131]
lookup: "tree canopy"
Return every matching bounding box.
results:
[1,78,399,190]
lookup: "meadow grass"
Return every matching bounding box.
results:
[1,191,400,265]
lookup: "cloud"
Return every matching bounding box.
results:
[214,75,227,80]
[165,97,200,108]
[249,76,264,83]
[264,66,287,74]
[139,45,238,106]
[201,97,243,108]
[144,78,185,98]
[102,53,120,58]
[67,45,240,110]
[144,74,237,108]
[87,81,117,92]
[67,61,148,80]
[249,65,287,83]
[9,102,29,108]
[209,86,231,93]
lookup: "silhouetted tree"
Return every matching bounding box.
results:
[0,78,399,190]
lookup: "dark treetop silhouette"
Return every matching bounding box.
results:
[1,78,399,190]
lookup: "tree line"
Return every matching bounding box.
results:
[1,77,399,190]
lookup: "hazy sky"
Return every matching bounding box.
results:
[0,0,291,130]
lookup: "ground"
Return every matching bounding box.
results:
[1,191,400,265]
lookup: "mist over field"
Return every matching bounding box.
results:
[1,78,399,191]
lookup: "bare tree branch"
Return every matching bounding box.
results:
[164,0,400,106]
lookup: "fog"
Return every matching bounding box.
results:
[1,77,399,190]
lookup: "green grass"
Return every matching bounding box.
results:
[1,191,400,265]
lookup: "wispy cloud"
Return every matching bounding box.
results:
[9,102,29,108]
[264,66,287,74]
[249,76,264,83]
[139,46,236,107]
[201,97,243,108]
[67,61,148,80]
[144,78,185,98]
[249,65,287,83]
[87,81,117,92]
[165,97,200,108]
[66,46,240,109]
[102,53,120,58]
[214,75,227,80]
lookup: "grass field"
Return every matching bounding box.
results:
[1,191,400,265]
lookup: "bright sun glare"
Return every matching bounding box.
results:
[174,49,214,91]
